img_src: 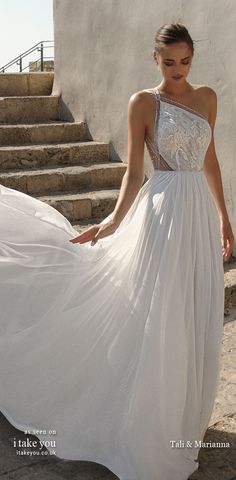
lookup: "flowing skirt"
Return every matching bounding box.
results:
[0,169,224,480]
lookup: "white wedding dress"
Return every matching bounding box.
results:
[0,87,224,480]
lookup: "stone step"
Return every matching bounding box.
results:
[0,121,89,146]
[0,72,54,96]
[0,141,110,170]
[223,256,236,311]
[0,162,126,194]
[0,95,60,123]
[71,217,107,232]
[35,188,120,221]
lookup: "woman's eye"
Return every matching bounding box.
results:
[164,62,189,66]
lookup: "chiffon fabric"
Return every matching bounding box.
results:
[0,86,224,480]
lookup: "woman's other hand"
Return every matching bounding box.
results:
[220,218,235,262]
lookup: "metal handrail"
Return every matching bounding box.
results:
[19,56,54,72]
[0,41,54,73]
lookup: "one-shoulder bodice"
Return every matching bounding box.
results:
[144,87,212,172]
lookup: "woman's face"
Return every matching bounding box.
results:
[156,41,193,84]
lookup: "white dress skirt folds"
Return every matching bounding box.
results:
[0,87,224,480]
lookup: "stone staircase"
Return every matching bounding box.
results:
[0,72,127,230]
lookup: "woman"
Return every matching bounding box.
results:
[0,22,234,480]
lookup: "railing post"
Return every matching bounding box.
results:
[40,42,44,71]
[17,58,23,72]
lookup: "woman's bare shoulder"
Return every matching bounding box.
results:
[129,88,156,107]
[192,84,217,121]
[193,84,217,100]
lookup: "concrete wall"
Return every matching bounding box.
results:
[53,0,236,254]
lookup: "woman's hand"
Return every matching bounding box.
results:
[220,218,235,262]
[69,220,118,246]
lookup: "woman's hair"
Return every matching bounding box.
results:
[153,23,194,60]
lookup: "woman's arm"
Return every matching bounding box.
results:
[109,92,147,226]
[203,87,234,261]
[69,91,147,244]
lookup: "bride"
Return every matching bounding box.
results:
[69,29,234,260]
[0,22,234,480]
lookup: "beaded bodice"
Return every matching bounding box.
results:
[144,87,212,171]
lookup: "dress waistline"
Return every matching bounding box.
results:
[153,169,203,174]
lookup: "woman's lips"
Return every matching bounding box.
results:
[172,75,183,80]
